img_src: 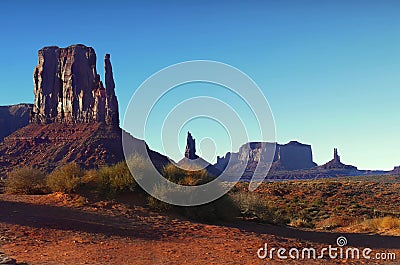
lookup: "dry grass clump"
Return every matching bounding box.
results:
[5,166,46,194]
[230,192,289,225]
[289,218,313,228]
[46,163,84,193]
[363,217,400,230]
[94,161,136,196]
[349,216,400,236]
[147,163,238,222]
[162,163,212,186]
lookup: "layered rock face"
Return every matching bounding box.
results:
[215,141,317,172]
[0,104,32,142]
[30,44,119,126]
[274,141,317,170]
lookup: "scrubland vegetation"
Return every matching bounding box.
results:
[3,162,400,234]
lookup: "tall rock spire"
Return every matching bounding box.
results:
[30,44,119,126]
[333,148,340,162]
[104,54,119,126]
[185,131,198,160]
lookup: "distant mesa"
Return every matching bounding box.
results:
[0,104,32,142]
[30,44,119,126]
[318,148,357,170]
[215,141,317,174]
[390,165,400,175]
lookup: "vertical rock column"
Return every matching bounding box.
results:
[32,46,61,124]
[104,54,119,126]
[30,44,119,126]
[185,132,198,160]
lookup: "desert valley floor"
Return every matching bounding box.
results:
[0,191,399,265]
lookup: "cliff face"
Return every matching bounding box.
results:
[274,141,317,170]
[0,104,32,142]
[215,141,317,173]
[30,44,119,126]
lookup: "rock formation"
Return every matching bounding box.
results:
[319,148,357,170]
[215,141,317,172]
[178,132,220,176]
[391,166,400,175]
[0,104,32,142]
[0,123,170,176]
[0,44,171,177]
[184,132,198,160]
[30,44,119,126]
[274,141,317,170]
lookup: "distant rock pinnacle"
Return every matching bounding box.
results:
[30,44,119,126]
[184,131,198,160]
[333,148,340,162]
[319,148,357,170]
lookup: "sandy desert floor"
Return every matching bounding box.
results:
[0,193,399,265]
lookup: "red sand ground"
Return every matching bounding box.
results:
[0,193,398,265]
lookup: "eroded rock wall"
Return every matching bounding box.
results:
[30,44,119,126]
[215,141,317,172]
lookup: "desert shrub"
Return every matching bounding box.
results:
[180,195,240,222]
[381,216,400,229]
[162,163,213,186]
[148,166,239,222]
[46,163,84,193]
[91,155,158,197]
[362,217,400,231]
[126,154,159,188]
[289,218,314,228]
[147,184,173,212]
[162,163,186,183]
[230,192,289,225]
[147,185,239,222]
[5,167,45,194]
[95,161,136,196]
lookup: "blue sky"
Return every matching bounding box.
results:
[0,0,399,170]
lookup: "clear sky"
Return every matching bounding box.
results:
[0,0,399,170]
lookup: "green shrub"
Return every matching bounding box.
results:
[162,163,186,183]
[148,165,239,222]
[95,161,136,196]
[147,184,173,212]
[5,167,45,194]
[230,192,289,225]
[162,163,213,185]
[180,195,240,222]
[46,163,83,193]
[89,155,158,197]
